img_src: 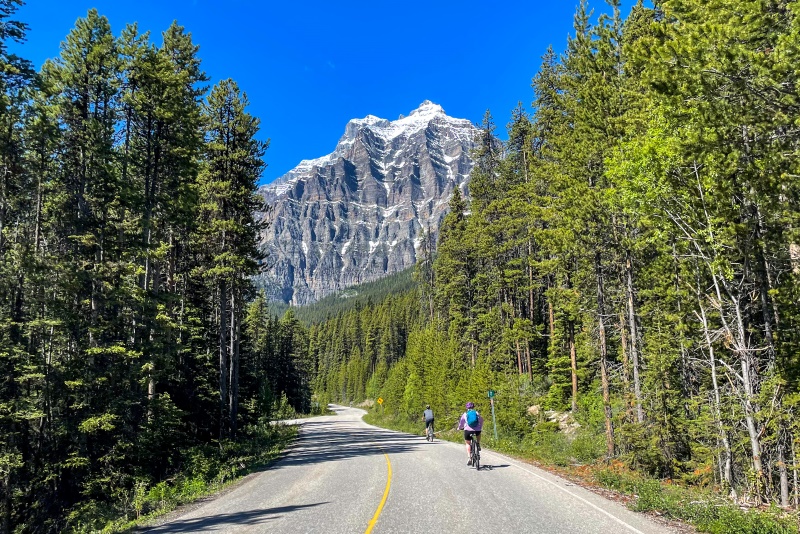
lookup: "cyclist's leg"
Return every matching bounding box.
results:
[476,431,482,450]
[464,430,472,460]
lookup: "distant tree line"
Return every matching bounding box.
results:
[266,267,416,325]
[310,291,422,406]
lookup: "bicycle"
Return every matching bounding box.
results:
[469,433,480,470]
[425,421,434,442]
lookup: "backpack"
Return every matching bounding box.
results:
[466,409,479,427]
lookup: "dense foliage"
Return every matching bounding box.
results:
[0,6,312,531]
[320,0,800,515]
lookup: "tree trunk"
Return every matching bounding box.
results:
[527,241,536,322]
[0,166,6,254]
[619,312,633,422]
[778,432,790,508]
[596,253,613,457]
[698,302,733,492]
[147,261,160,420]
[792,437,798,508]
[753,209,777,362]
[740,354,764,495]
[2,472,10,534]
[229,289,239,437]
[790,243,800,275]
[730,280,765,499]
[569,321,577,413]
[219,279,229,441]
[625,251,643,423]
[34,166,43,252]
[707,269,766,500]
[525,341,533,380]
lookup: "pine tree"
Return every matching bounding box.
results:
[434,188,475,363]
[195,79,267,438]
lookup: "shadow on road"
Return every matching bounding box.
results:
[268,420,425,470]
[144,503,329,532]
[477,464,510,471]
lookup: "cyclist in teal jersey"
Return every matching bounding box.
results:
[457,402,484,465]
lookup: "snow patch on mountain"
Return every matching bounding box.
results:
[261,101,473,198]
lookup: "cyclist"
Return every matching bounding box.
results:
[457,402,484,465]
[422,405,435,439]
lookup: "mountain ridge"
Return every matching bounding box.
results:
[255,101,478,305]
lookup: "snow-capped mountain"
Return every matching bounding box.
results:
[256,101,479,305]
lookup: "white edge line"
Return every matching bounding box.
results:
[502,457,648,534]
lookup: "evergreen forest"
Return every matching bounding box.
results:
[0,3,312,531]
[4,0,800,531]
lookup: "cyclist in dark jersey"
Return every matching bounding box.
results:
[422,405,434,437]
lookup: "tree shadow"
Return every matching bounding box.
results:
[265,419,425,470]
[144,502,328,532]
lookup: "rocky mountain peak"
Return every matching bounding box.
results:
[408,100,444,116]
[256,102,479,305]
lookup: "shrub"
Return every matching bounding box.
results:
[534,421,560,433]
[568,431,605,463]
[630,479,667,512]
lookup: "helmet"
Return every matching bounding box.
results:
[426,405,430,409]
[465,402,474,409]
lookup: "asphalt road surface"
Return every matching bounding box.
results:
[146,405,682,534]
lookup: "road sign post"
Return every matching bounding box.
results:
[488,390,498,440]
[377,397,384,415]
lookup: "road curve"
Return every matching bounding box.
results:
[146,406,682,534]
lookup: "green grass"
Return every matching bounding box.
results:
[363,409,799,534]
[591,464,798,534]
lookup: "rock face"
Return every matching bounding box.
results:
[256,101,478,305]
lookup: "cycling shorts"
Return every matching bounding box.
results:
[464,430,481,441]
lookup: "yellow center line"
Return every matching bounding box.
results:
[364,451,392,534]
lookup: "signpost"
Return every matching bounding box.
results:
[488,390,498,440]
[377,397,384,414]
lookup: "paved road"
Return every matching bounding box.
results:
[146,406,681,534]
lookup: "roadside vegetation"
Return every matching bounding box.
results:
[365,410,798,534]
[96,425,297,533]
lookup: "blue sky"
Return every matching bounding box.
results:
[15,0,636,184]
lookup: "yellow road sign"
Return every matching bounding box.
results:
[377,397,383,405]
